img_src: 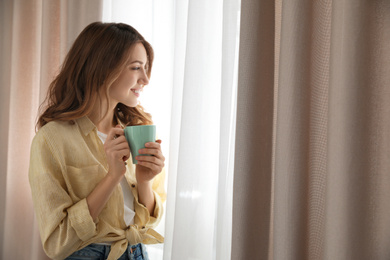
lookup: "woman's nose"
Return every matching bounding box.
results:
[139,72,149,86]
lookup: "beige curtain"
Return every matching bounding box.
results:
[0,1,102,259]
[233,0,390,259]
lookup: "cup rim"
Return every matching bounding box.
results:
[124,124,155,128]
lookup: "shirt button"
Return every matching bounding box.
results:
[131,184,136,188]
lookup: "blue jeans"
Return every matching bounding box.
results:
[65,243,149,260]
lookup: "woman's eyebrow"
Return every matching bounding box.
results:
[129,60,145,64]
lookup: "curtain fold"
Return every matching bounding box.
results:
[215,1,241,259]
[165,0,240,259]
[325,1,390,259]
[170,0,225,257]
[233,0,390,259]
[1,1,45,259]
[0,1,102,259]
[273,1,332,259]
[232,0,275,259]
[162,0,189,259]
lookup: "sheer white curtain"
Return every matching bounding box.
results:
[165,0,240,259]
[0,0,239,258]
[103,0,241,259]
[102,1,175,258]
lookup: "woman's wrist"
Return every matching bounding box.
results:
[137,180,155,214]
[86,173,120,221]
[107,169,124,184]
[137,180,153,189]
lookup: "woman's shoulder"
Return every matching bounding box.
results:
[34,120,78,143]
[31,117,96,167]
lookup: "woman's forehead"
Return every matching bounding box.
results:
[125,43,148,64]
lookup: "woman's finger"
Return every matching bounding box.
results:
[145,141,161,149]
[138,148,163,158]
[107,126,124,141]
[136,155,164,166]
[110,135,128,146]
[115,147,130,160]
[104,137,129,152]
[137,160,162,173]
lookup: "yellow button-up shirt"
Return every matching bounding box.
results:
[29,116,166,260]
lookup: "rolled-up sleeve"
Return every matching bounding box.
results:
[133,167,166,229]
[68,198,97,240]
[149,166,166,226]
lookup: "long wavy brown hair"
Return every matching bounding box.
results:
[37,22,153,130]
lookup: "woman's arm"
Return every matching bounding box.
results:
[87,126,130,221]
[29,126,130,259]
[29,132,95,259]
[135,139,165,215]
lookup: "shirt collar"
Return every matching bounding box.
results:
[74,116,126,136]
[74,116,97,136]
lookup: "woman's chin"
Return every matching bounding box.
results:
[123,101,138,108]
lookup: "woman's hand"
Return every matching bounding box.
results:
[135,139,165,215]
[104,125,130,182]
[135,139,165,184]
[87,125,130,221]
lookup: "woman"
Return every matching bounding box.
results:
[29,22,166,260]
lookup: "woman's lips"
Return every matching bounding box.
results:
[131,89,141,97]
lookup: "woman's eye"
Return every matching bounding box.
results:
[132,67,141,71]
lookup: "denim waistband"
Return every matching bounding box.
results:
[65,243,149,260]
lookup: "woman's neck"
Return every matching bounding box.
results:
[88,101,117,134]
[95,114,115,134]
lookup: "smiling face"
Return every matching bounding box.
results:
[108,43,150,108]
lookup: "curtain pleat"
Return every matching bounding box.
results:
[165,0,241,259]
[325,1,390,259]
[0,0,14,254]
[232,0,275,259]
[233,0,390,259]
[1,1,44,259]
[0,1,102,259]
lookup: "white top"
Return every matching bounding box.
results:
[97,131,135,226]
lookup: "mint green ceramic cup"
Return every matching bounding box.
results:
[124,125,156,164]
